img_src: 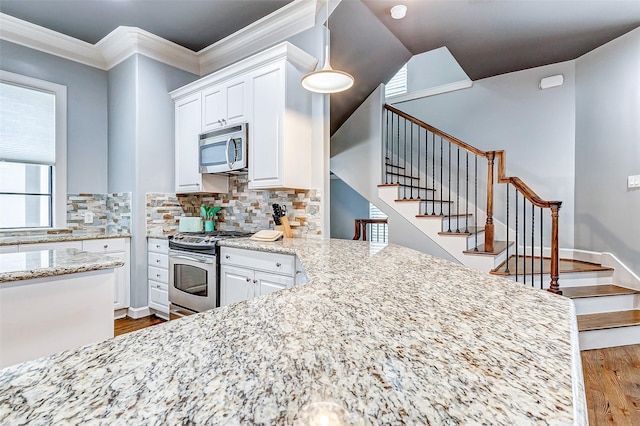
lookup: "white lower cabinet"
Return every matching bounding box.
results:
[81,238,131,316]
[147,238,169,319]
[219,247,296,307]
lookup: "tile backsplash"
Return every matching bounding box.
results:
[146,175,321,238]
[67,193,132,234]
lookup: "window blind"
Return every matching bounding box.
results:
[385,63,407,98]
[0,81,56,165]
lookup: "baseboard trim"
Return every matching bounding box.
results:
[127,306,151,319]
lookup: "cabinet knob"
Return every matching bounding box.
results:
[104,244,108,249]
[156,259,161,263]
[253,279,258,284]
[156,274,161,278]
[276,262,281,267]
[156,245,161,249]
[246,277,251,282]
[226,255,230,259]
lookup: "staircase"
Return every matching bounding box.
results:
[375,104,640,350]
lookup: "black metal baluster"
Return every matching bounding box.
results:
[424,128,428,209]
[505,184,510,274]
[447,141,452,232]
[465,151,469,233]
[417,125,420,201]
[409,122,414,199]
[440,137,444,216]
[403,118,408,199]
[456,146,460,233]
[395,113,400,185]
[523,194,527,286]
[474,156,478,251]
[431,133,436,215]
[531,203,535,288]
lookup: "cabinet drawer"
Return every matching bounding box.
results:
[148,280,168,292]
[148,252,169,269]
[149,283,168,312]
[148,266,169,283]
[220,247,295,276]
[83,238,126,253]
[148,238,169,254]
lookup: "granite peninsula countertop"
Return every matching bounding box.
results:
[0,239,586,425]
[0,249,124,283]
[0,232,131,246]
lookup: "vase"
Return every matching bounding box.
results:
[204,220,214,232]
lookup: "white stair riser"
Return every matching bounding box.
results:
[579,325,640,350]
[465,231,486,250]
[573,294,640,315]
[442,216,471,232]
[395,187,434,200]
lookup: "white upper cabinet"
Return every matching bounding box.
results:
[174,92,229,194]
[171,42,316,191]
[247,60,311,190]
[202,77,249,132]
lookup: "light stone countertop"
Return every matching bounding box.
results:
[0,232,131,246]
[0,248,124,283]
[0,238,586,424]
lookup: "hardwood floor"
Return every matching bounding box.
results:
[582,345,640,425]
[114,317,639,424]
[114,315,166,336]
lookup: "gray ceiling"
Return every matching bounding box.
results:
[1,0,639,133]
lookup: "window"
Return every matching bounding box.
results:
[385,63,407,99]
[0,71,66,229]
[369,203,388,244]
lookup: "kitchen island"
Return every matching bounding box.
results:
[0,249,123,368]
[0,239,585,424]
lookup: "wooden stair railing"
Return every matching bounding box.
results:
[353,218,388,242]
[383,104,562,294]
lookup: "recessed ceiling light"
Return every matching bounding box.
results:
[390,4,407,20]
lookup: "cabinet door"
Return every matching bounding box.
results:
[256,271,294,297]
[225,79,247,124]
[202,86,225,131]
[0,245,18,253]
[248,63,283,189]
[220,265,254,307]
[175,93,203,193]
[107,252,129,310]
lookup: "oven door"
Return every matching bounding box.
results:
[168,250,217,313]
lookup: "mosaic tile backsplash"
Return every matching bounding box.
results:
[67,193,132,234]
[147,176,321,238]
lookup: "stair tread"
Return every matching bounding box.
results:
[492,256,615,276]
[438,227,485,236]
[577,310,640,332]
[463,240,514,255]
[563,284,640,299]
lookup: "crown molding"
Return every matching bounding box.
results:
[0,0,318,76]
[198,0,317,76]
[0,13,106,69]
[171,42,317,100]
[96,26,199,75]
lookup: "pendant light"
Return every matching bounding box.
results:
[301,0,354,94]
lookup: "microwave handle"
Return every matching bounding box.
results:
[225,137,237,169]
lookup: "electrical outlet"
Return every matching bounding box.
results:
[84,211,94,224]
[628,175,640,189]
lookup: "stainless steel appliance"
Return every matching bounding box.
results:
[168,230,251,318]
[199,122,248,174]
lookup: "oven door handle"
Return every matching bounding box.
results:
[171,254,214,264]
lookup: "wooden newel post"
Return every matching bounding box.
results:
[484,152,495,252]
[547,202,562,294]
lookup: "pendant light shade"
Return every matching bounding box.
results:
[301,1,354,94]
[301,46,354,93]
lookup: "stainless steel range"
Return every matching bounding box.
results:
[168,230,251,318]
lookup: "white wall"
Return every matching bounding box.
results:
[330,177,369,239]
[575,27,640,275]
[0,40,108,193]
[397,61,577,248]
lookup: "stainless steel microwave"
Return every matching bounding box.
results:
[199,122,248,174]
